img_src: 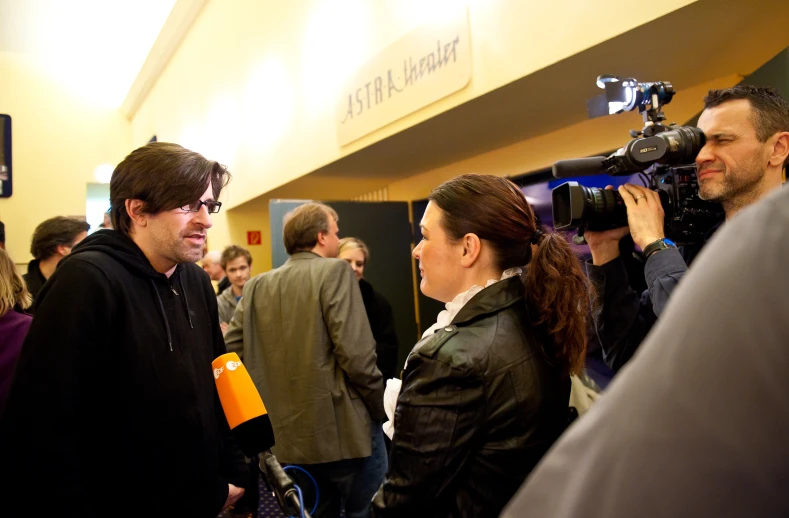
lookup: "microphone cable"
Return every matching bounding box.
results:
[283,465,320,518]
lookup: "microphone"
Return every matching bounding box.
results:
[212,352,275,457]
[552,156,607,178]
[213,353,310,517]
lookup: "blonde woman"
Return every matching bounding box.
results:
[0,248,32,416]
[338,237,399,381]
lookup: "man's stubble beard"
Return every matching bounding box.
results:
[698,155,765,205]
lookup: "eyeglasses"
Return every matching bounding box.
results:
[179,200,222,214]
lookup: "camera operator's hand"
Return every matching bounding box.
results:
[586,186,630,266]
[618,184,665,251]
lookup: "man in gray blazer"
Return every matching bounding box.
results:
[225,202,386,518]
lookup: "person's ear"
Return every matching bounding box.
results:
[460,233,482,268]
[125,199,148,228]
[768,131,789,169]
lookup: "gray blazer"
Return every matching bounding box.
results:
[224,252,385,465]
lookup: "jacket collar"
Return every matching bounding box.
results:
[451,276,525,326]
[288,251,322,261]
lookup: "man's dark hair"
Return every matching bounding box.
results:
[283,203,338,255]
[220,245,252,270]
[704,85,789,168]
[110,142,231,235]
[30,216,90,260]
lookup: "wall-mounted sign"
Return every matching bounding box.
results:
[336,6,471,146]
[247,231,262,246]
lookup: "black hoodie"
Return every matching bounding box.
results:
[0,230,247,517]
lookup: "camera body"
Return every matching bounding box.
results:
[551,76,723,246]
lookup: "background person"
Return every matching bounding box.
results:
[0,247,32,417]
[217,245,252,334]
[338,237,399,381]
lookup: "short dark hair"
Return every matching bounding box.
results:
[704,85,789,165]
[30,216,90,260]
[283,203,338,255]
[110,142,231,235]
[220,245,252,269]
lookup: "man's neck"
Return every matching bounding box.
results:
[231,284,243,297]
[310,246,329,258]
[129,232,177,276]
[38,255,61,280]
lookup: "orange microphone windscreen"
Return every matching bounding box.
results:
[213,352,268,430]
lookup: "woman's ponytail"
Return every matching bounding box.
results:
[525,231,593,375]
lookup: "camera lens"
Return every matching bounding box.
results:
[552,182,628,231]
[584,187,628,231]
[656,126,705,165]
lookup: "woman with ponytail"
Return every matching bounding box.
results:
[372,174,593,518]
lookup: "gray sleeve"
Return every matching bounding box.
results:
[503,187,789,518]
[223,294,246,359]
[320,260,385,420]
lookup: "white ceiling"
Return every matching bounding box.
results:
[0,0,177,108]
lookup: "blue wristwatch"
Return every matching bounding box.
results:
[643,238,676,259]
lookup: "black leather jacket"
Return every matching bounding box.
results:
[372,277,571,518]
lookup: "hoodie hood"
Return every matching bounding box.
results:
[68,229,194,351]
[69,229,177,280]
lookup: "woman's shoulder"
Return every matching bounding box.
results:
[0,308,33,333]
[419,307,536,374]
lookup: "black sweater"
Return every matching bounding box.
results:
[358,278,399,381]
[0,230,247,517]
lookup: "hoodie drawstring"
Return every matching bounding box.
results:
[151,279,174,352]
[179,276,194,329]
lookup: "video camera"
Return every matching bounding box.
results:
[551,76,724,245]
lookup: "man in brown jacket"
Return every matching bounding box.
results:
[225,202,386,518]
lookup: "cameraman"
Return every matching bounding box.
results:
[586,85,789,372]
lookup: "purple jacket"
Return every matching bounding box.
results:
[0,309,32,416]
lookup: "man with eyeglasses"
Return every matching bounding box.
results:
[0,143,249,517]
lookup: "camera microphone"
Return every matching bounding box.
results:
[552,156,607,178]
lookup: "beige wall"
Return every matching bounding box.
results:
[130,0,697,262]
[0,52,132,266]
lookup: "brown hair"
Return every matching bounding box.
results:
[0,248,32,317]
[283,203,339,255]
[220,245,252,269]
[704,85,789,167]
[110,142,231,235]
[338,237,369,262]
[428,174,592,375]
[30,216,90,260]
